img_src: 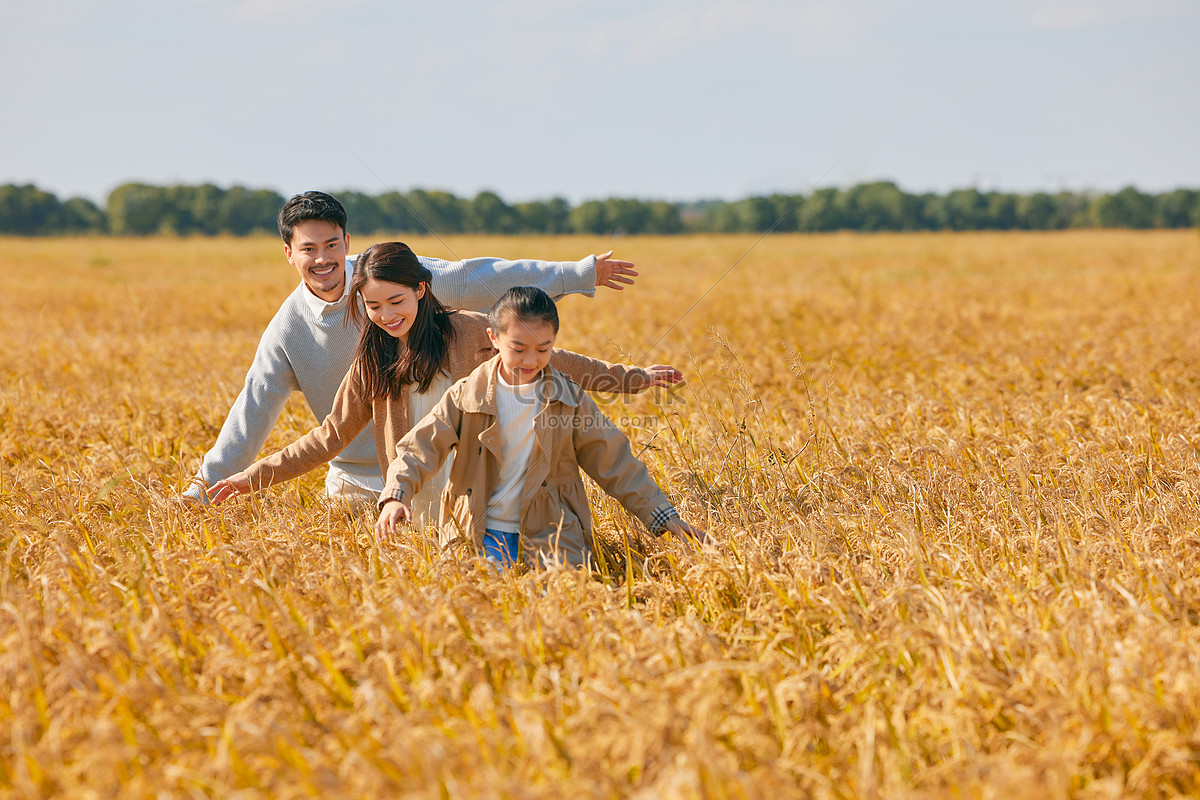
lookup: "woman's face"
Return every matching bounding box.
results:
[361,277,425,340]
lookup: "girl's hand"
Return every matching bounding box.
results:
[375,500,412,540]
[665,518,713,546]
[207,472,251,504]
[641,364,683,389]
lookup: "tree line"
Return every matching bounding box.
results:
[3,181,1199,237]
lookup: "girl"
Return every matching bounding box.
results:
[207,242,680,522]
[375,286,709,568]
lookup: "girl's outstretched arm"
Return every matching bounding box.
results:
[549,349,681,394]
[663,517,713,545]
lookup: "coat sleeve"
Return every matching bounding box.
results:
[570,393,673,529]
[243,362,374,489]
[422,255,597,312]
[379,386,464,508]
[548,348,649,395]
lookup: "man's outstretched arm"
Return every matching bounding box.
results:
[419,252,636,312]
[181,330,301,503]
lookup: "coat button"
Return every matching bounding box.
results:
[542,481,547,487]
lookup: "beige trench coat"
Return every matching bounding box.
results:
[382,355,673,567]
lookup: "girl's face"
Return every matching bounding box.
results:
[487,315,556,385]
[361,277,425,340]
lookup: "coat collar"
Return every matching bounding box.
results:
[456,355,583,414]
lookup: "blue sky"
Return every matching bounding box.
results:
[4,0,1198,204]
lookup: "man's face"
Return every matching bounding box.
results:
[284,219,350,302]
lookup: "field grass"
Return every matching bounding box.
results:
[3,230,1200,798]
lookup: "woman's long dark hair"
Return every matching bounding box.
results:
[346,242,456,398]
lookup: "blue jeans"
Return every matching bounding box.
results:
[483,529,519,567]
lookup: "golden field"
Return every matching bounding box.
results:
[3,230,1200,798]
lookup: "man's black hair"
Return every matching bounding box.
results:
[277,191,348,244]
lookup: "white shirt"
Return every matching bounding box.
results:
[485,371,542,533]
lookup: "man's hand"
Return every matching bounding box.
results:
[375,499,412,540]
[665,518,713,546]
[594,251,637,291]
[207,472,251,504]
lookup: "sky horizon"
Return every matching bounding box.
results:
[5,1,1198,206]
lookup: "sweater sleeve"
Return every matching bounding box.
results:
[571,393,674,530]
[242,363,374,490]
[548,349,649,395]
[186,325,302,502]
[421,255,597,312]
[379,386,463,509]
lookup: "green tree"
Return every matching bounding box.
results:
[337,191,385,235]
[515,198,570,234]
[569,201,608,235]
[912,193,945,230]
[215,186,283,235]
[0,184,63,234]
[1052,191,1093,229]
[985,192,1018,230]
[702,201,741,233]
[469,191,519,234]
[405,190,465,234]
[799,188,844,232]
[647,200,683,234]
[61,197,107,233]
[942,188,988,230]
[108,183,171,235]
[768,194,803,233]
[375,191,421,233]
[1095,186,1154,228]
[838,182,906,232]
[602,198,654,235]
[1015,192,1056,230]
[732,196,778,232]
[1153,189,1199,229]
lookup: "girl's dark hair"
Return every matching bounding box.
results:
[488,286,560,335]
[347,242,456,397]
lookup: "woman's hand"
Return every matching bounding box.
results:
[207,472,251,504]
[375,499,412,540]
[641,364,683,389]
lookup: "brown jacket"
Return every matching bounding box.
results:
[381,355,673,568]
[244,311,651,489]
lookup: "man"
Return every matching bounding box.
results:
[183,190,637,504]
